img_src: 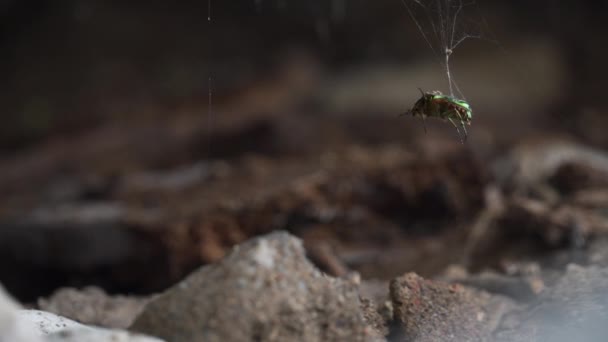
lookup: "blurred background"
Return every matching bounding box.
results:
[1,0,608,302]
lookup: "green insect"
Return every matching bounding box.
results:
[403,89,472,142]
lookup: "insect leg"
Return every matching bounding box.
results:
[452,109,469,143]
[455,111,468,142]
[448,117,465,144]
[421,114,428,134]
[460,120,468,142]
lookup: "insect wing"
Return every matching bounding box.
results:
[427,96,454,118]
[431,96,471,121]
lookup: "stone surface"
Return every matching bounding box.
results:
[17,309,164,342]
[0,285,43,342]
[495,264,608,341]
[19,310,164,342]
[440,265,544,302]
[131,231,380,341]
[389,272,515,342]
[38,286,149,329]
[16,310,85,336]
[0,282,163,342]
[45,327,164,342]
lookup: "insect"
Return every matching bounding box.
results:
[403,89,472,142]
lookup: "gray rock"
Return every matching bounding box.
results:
[131,231,380,341]
[45,327,164,342]
[18,310,164,342]
[389,272,516,342]
[16,310,85,336]
[38,286,149,329]
[0,282,163,342]
[495,264,608,341]
[0,284,43,342]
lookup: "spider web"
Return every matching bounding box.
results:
[400,0,484,99]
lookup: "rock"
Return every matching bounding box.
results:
[0,284,43,342]
[440,265,544,302]
[18,310,165,342]
[360,298,388,337]
[587,237,608,267]
[495,264,608,341]
[389,272,516,342]
[44,327,164,342]
[16,310,85,336]
[0,282,163,342]
[131,231,381,341]
[37,286,149,329]
[358,280,391,336]
[358,279,389,305]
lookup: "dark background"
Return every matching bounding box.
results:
[1,0,607,151]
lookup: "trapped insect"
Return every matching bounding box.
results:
[403,89,472,142]
[399,0,489,143]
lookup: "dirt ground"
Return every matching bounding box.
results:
[3,55,608,299]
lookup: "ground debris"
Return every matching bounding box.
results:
[159,145,487,281]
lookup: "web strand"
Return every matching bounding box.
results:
[206,4,213,158]
[206,76,213,158]
[400,0,483,99]
[401,0,438,58]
